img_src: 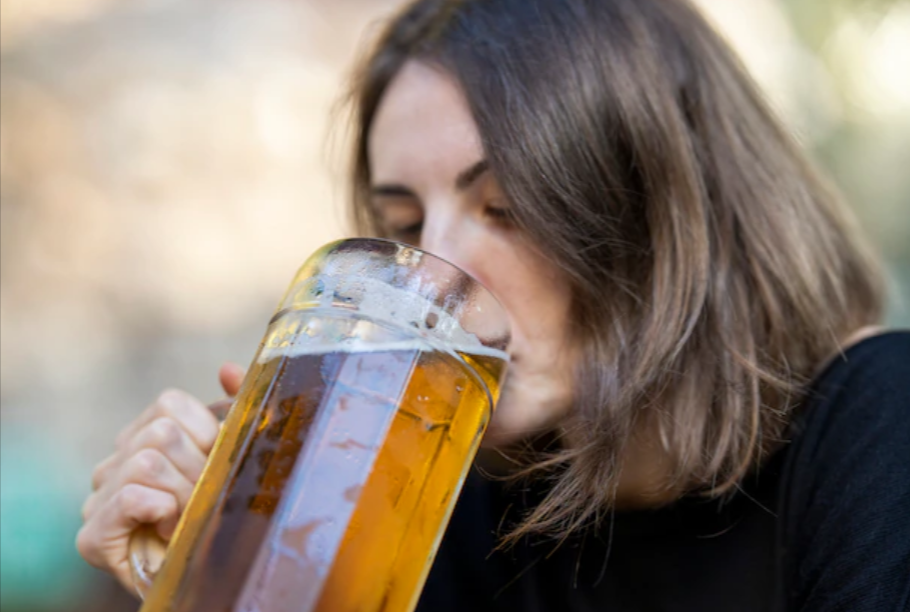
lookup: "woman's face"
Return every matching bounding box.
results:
[368,61,577,446]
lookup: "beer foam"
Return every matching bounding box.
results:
[284,271,504,340]
[329,275,483,346]
[259,339,510,360]
[257,315,509,365]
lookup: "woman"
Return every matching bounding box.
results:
[77,0,910,609]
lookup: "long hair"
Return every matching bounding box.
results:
[344,0,885,539]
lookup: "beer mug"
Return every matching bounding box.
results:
[129,238,510,612]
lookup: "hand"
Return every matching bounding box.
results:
[76,363,246,593]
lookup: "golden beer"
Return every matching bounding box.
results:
[135,239,510,612]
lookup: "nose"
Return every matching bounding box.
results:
[417,206,509,348]
[418,207,477,279]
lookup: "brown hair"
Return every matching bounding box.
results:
[344,0,885,539]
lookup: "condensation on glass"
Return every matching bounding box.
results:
[130,238,510,612]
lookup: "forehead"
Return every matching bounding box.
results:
[368,60,484,186]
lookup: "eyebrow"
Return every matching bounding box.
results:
[454,159,489,191]
[370,159,489,198]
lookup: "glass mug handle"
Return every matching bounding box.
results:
[129,524,168,599]
[128,396,232,599]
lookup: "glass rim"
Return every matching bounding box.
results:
[328,236,509,321]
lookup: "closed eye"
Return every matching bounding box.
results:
[484,203,516,226]
[387,220,424,243]
[370,186,423,243]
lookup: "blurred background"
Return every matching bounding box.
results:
[0,0,907,609]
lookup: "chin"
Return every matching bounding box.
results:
[481,375,572,449]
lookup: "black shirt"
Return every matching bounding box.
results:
[417,331,910,612]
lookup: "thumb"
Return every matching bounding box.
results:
[218,362,246,397]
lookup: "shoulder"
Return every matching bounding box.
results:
[792,330,910,451]
[784,329,910,496]
[811,329,910,403]
[778,330,910,611]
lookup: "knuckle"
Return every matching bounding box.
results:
[117,483,148,514]
[148,417,183,450]
[195,423,218,452]
[156,388,191,419]
[117,484,176,522]
[131,448,167,481]
[75,524,105,568]
[162,494,178,515]
[91,454,118,489]
[91,462,108,490]
[75,525,94,560]
[81,494,96,521]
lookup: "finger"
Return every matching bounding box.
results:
[117,389,220,454]
[209,398,234,422]
[82,491,99,522]
[219,362,246,397]
[126,417,210,484]
[113,448,196,511]
[91,454,118,491]
[90,432,202,525]
[86,454,124,521]
[76,484,178,587]
[156,512,180,541]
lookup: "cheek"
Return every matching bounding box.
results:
[474,242,572,348]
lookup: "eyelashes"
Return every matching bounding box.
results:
[389,221,424,242]
[483,204,515,224]
[381,203,516,243]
